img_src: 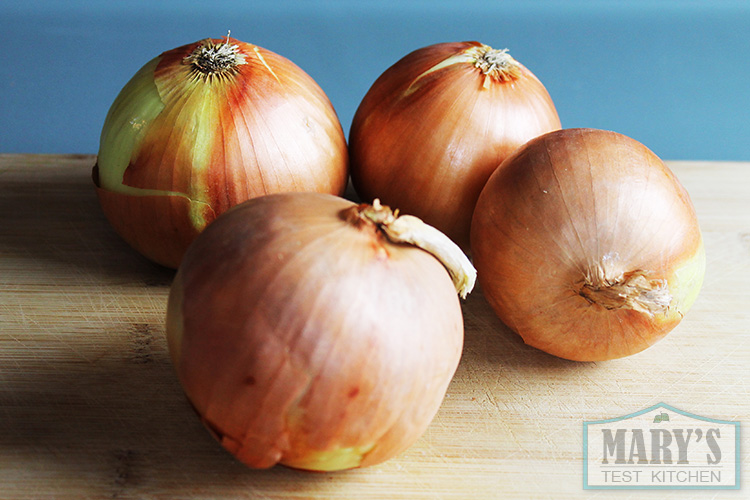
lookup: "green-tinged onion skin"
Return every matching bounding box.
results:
[471,128,705,361]
[166,193,464,471]
[95,37,348,268]
[349,41,561,249]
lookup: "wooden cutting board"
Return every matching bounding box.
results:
[1,154,748,499]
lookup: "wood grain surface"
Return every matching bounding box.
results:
[0,154,748,499]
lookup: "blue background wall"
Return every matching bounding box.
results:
[2,0,749,160]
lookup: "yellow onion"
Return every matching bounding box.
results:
[471,128,705,361]
[349,41,561,248]
[94,36,348,268]
[166,192,475,471]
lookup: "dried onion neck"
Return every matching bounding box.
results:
[343,199,476,299]
[579,267,672,317]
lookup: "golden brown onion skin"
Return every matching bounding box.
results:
[166,193,464,471]
[349,41,561,249]
[471,128,705,361]
[95,37,348,268]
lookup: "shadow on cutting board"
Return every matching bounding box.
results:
[0,155,175,287]
[0,345,341,497]
[459,284,589,371]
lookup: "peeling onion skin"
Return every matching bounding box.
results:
[166,193,465,471]
[471,128,705,362]
[349,41,561,249]
[94,37,348,268]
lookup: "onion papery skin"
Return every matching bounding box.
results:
[349,41,561,249]
[95,37,348,268]
[471,128,705,362]
[166,192,464,471]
